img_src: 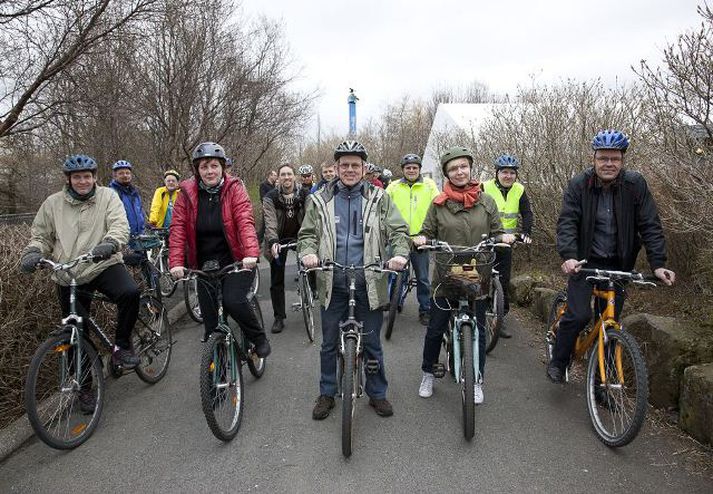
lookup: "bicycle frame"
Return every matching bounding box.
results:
[449,299,480,384]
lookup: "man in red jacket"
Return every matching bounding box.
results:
[169,142,270,356]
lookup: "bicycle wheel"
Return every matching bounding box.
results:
[586,327,648,447]
[184,278,203,323]
[25,332,105,449]
[301,275,315,343]
[546,291,567,363]
[247,296,266,378]
[460,323,475,441]
[385,272,404,340]
[200,333,244,441]
[133,296,172,384]
[157,250,177,298]
[341,337,357,457]
[484,277,504,354]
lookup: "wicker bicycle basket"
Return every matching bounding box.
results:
[434,250,495,299]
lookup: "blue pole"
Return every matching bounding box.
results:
[348,89,358,137]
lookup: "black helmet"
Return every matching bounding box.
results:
[192,142,226,164]
[400,153,422,167]
[334,140,368,161]
[62,155,98,174]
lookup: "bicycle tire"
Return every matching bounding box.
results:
[461,323,475,441]
[184,278,203,323]
[247,296,266,378]
[199,333,244,441]
[134,296,172,384]
[546,291,567,363]
[485,277,504,353]
[586,327,648,448]
[25,332,105,449]
[385,272,404,340]
[341,337,357,457]
[301,275,315,343]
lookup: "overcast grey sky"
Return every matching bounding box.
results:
[240,0,705,137]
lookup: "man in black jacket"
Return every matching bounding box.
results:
[548,129,676,383]
[258,169,277,243]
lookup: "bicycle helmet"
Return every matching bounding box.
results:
[366,163,382,174]
[192,141,226,163]
[62,155,97,174]
[381,168,393,179]
[334,140,368,161]
[225,157,234,168]
[439,146,473,175]
[400,153,422,167]
[591,129,629,152]
[494,154,520,170]
[111,160,133,171]
[298,164,314,175]
[163,169,180,180]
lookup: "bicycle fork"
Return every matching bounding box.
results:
[452,313,481,384]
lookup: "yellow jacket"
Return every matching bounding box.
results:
[386,176,440,235]
[148,186,180,227]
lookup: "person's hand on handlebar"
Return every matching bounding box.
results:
[170,266,186,279]
[271,242,280,259]
[242,257,257,269]
[388,255,408,271]
[654,267,676,286]
[500,233,517,244]
[302,253,319,268]
[561,258,585,275]
[412,235,427,247]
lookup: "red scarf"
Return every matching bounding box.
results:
[433,180,481,209]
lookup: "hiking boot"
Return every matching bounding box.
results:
[418,372,434,398]
[78,389,96,414]
[271,318,285,334]
[312,395,335,420]
[254,338,271,358]
[112,347,141,369]
[474,383,484,405]
[546,363,565,384]
[419,312,430,326]
[369,397,394,417]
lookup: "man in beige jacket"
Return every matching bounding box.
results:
[20,155,141,370]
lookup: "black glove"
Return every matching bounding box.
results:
[90,241,117,262]
[20,249,42,274]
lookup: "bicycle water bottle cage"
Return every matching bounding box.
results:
[431,363,446,378]
[202,260,220,272]
[365,359,380,375]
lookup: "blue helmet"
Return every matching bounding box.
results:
[112,160,133,171]
[591,129,629,152]
[495,154,520,170]
[62,155,97,174]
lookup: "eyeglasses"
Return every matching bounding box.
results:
[446,163,471,174]
[338,163,363,170]
[595,156,623,164]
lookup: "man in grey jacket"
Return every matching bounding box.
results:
[20,155,142,371]
[298,140,410,420]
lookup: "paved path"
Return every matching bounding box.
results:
[1,264,711,493]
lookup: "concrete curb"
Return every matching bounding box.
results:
[0,300,188,463]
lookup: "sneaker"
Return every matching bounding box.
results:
[499,327,512,339]
[271,318,284,334]
[419,312,430,326]
[368,397,394,417]
[112,347,141,369]
[312,395,335,420]
[474,383,484,405]
[418,372,434,398]
[78,389,96,414]
[254,338,271,358]
[546,363,565,384]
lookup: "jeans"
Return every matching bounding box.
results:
[422,296,487,379]
[410,250,432,314]
[494,246,512,314]
[319,283,388,399]
[57,264,140,349]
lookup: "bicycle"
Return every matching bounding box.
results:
[384,258,417,340]
[546,266,654,447]
[304,260,398,457]
[24,253,171,449]
[144,228,177,298]
[185,261,266,441]
[277,240,316,343]
[419,237,509,440]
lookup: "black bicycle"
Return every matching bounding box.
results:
[277,240,316,343]
[24,253,171,449]
[185,261,266,441]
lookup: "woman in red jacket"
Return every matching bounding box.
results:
[169,142,270,357]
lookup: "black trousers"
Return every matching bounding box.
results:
[269,250,289,320]
[197,270,265,344]
[551,260,626,371]
[57,263,140,349]
[494,246,512,315]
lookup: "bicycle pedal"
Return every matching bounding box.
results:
[291,302,302,312]
[431,363,446,378]
[365,359,380,374]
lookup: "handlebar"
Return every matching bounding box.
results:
[181,261,253,280]
[39,253,96,272]
[417,237,511,253]
[299,260,400,276]
[579,267,658,287]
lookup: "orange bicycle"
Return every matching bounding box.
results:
[546,267,655,447]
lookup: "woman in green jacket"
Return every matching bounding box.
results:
[413,147,513,404]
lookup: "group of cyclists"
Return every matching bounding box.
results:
[19,128,676,423]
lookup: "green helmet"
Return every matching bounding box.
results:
[439,146,473,175]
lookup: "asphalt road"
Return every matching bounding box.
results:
[1,264,712,493]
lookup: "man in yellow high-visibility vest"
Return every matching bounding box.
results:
[482,154,533,338]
